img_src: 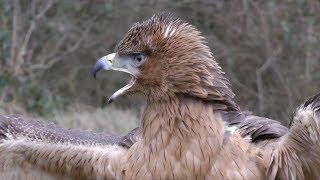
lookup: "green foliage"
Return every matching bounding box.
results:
[95,3,114,15]
[0,73,10,89]
[14,84,67,117]
[281,21,290,42]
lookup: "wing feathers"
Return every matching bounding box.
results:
[0,137,125,179]
[0,114,133,148]
[221,111,288,143]
[268,93,320,179]
[0,114,131,179]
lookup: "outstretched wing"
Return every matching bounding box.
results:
[0,114,136,148]
[267,93,320,179]
[0,114,129,179]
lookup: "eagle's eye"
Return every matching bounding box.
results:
[131,53,146,65]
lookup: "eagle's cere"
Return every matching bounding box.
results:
[1,14,320,180]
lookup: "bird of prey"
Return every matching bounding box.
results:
[1,14,320,179]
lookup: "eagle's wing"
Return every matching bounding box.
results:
[0,114,136,148]
[221,111,288,145]
[118,127,140,148]
[267,93,320,179]
[0,114,129,179]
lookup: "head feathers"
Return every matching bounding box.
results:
[115,13,237,110]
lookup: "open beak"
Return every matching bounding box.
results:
[91,53,136,104]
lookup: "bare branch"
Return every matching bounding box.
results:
[29,16,97,71]
[14,0,57,75]
[10,0,20,67]
[256,56,273,115]
[305,21,314,83]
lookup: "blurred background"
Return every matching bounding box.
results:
[0,0,319,134]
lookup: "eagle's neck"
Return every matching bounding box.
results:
[141,95,225,159]
[126,95,263,179]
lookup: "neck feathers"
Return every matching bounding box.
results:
[133,96,225,178]
[141,96,225,147]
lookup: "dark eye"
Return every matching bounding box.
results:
[133,53,145,63]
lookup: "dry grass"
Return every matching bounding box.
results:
[0,102,139,135]
[50,105,139,134]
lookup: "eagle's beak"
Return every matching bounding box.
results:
[92,53,136,104]
[91,53,116,79]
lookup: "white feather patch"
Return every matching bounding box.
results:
[226,126,237,135]
[164,24,175,38]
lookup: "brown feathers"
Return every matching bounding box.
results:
[267,93,320,180]
[0,14,320,180]
[0,114,135,148]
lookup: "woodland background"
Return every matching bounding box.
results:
[0,0,319,134]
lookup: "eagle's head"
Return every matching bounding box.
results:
[92,14,234,105]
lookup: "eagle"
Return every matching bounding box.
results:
[0,14,320,179]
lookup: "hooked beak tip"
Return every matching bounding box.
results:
[91,70,97,80]
[91,59,106,79]
[91,53,116,79]
[107,97,114,104]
